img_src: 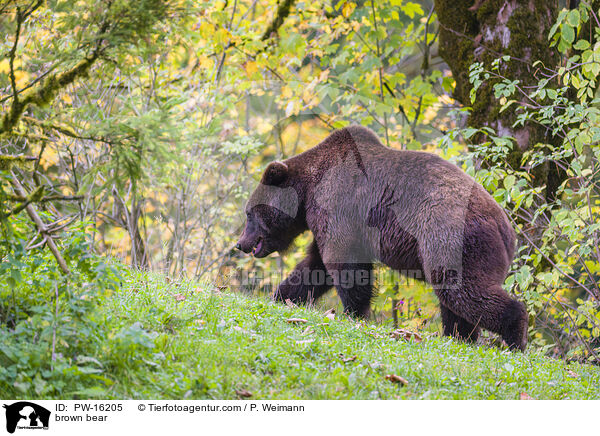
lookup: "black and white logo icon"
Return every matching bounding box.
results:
[3,402,50,434]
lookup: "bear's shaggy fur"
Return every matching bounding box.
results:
[236,126,527,350]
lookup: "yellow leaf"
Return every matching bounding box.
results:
[198,21,214,38]
[244,61,258,76]
[0,59,9,74]
[214,28,230,45]
[342,2,355,18]
[256,119,272,134]
[198,54,212,69]
[281,85,293,99]
[41,147,59,170]
[62,93,73,104]
[14,70,29,88]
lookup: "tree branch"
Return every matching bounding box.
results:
[22,116,116,145]
[1,53,101,134]
[9,175,70,274]
[0,154,37,171]
[8,7,23,110]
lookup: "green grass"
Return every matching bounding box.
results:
[3,269,597,399]
[66,270,598,400]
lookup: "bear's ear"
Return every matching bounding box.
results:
[262,161,288,186]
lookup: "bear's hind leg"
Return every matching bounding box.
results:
[440,304,480,342]
[499,298,528,351]
[436,284,527,351]
[275,241,332,305]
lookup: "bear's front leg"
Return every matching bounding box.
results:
[325,262,374,318]
[274,241,332,305]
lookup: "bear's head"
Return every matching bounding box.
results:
[236,161,305,258]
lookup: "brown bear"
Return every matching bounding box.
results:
[236,126,527,351]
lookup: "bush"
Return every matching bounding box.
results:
[0,219,124,397]
[441,3,600,362]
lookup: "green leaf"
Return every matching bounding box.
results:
[548,22,560,40]
[470,87,477,104]
[503,175,516,190]
[401,2,424,19]
[567,9,580,27]
[574,39,590,50]
[562,25,575,44]
[499,99,516,113]
[462,128,478,140]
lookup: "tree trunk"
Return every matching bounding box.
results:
[434,0,562,197]
[112,186,150,270]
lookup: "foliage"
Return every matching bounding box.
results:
[0,220,123,397]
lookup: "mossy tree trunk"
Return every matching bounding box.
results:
[434,0,562,197]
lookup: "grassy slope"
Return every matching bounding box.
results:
[81,271,600,400]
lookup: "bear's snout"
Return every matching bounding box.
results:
[237,236,266,257]
[235,238,252,253]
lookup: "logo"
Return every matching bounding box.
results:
[3,402,50,434]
